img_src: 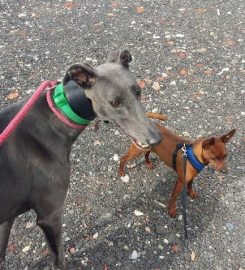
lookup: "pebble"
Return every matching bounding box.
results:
[130,250,140,260]
[182,131,190,137]
[226,223,235,231]
[152,82,160,91]
[176,33,185,38]
[161,72,168,78]
[164,239,169,244]
[134,210,144,216]
[121,174,129,183]
[178,215,183,221]
[92,232,99,239]
[22,246,30,253]
[25,222,34,229]
[18,13,27,18]
[241,112,245,116]
[217,67,230,75]
[113,154,119,161]
[170,81,176,86]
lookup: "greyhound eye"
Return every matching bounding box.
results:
[135,88,141,97]
[110,100,121,107]
[132,85,141,97]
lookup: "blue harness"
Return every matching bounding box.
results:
[172,143,206,172]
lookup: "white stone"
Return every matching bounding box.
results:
[121,174,129,183]
[22,246,30,252]
[217,67,230,75]
[130,250,140,260]
[176,33,185,38]
[164,239,169,244]
[113,154,119,161]
[134,210,144,216]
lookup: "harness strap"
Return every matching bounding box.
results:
[172,143,184,171]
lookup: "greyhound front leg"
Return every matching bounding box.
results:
[0,218,15,270]
[36,210,66,270]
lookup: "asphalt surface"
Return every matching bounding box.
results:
[0,0,245,269]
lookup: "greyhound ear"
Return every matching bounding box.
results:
[63,64,97,88]
[220,129,236,143]
[107,49,132,68]
[202,137,215,149]
[119,49,132,68]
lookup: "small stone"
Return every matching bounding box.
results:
[226,223,235,231]
[170,81,176,86]
[241,112,245,116]
[163,239,169,244]
[113,154,119,161]
[65,237,71,242]
[121,174,129,183]
[182,131,190,137]
[152,82,161,91]
[152,108,159,113]
[18,13,27,18]
[176,33,185,38]
[22,246,30,253]
[161,72,168,78]
[25,222,34,229]
[159,255,164,259]
[197,48,207,53]
[134,210,144,216]
[93,232,99,239]
[130,250,140,260]
[191,251,197,261]
[178,215,183,221]
[69,247,76,254]
[217,67,230,75]
[145,227,151,233]
[5,91,19,100]
[93,140,101,146]
[124,245,129,251]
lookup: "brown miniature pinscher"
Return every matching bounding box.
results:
[118,112,236,217]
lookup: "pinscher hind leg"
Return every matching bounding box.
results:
[144,151,154,170]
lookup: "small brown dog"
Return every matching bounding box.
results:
[118,112,236,217]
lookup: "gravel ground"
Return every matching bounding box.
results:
[0,0,245,269]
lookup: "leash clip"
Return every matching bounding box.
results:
[181,143,187,157]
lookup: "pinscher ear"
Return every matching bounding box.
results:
[202,137,215,149]
[63,64,97,88]
[107,49,132,68]
[220,129,236,143]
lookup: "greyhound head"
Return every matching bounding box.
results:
[63,49,162,148]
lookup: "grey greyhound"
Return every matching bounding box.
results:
[0,49,162,269]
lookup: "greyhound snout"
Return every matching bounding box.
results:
[146,129,162,146]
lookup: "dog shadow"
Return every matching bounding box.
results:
[32,157,222,270]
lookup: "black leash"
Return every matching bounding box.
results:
[181,144,188,240]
